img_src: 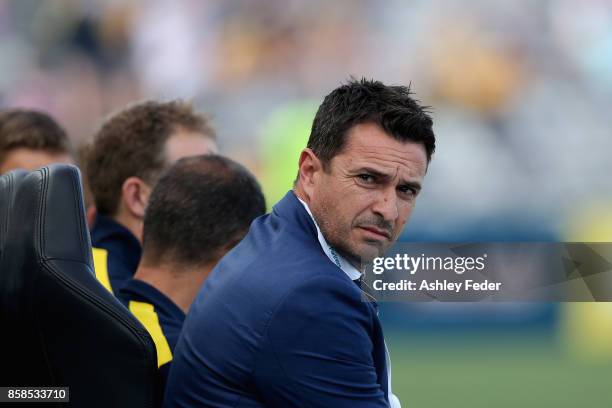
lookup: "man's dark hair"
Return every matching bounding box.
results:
[86,100,216,216]
[0,109,71,166]
[142,155,266,267]
[307,78,435,167]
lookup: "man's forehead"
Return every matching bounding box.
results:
[0,148,74,173]
[165,131,218,163]
[340,124,428,178]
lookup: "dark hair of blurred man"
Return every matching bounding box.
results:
[164,78,434,407]
[0,109,74,174]
[86,100,218,295]
[118,154,265,395]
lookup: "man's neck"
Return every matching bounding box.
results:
[113,212,143,244]
[134,262,213,314]
[292,186,308,206]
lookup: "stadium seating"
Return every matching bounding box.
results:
[0,165,159,407]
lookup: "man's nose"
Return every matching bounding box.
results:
[371,187,399,223]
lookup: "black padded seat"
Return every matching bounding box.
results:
[0,165,159,407]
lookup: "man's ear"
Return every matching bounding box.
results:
[86,205,97,229]
[297,148,323,199]
[120,176,152,220]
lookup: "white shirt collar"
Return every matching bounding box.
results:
[297,197,362,281]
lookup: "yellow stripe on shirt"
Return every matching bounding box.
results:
[129,301,173,367]
[92,247,113,293]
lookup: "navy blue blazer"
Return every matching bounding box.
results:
[164,191,390,407]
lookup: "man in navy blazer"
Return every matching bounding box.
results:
[164,78,436,407]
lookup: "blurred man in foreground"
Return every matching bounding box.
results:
[0,109,74,174]
[86,101,217,294]
[118,154,265,395]
[165,79,436,407]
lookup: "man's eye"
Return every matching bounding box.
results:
[398,186,416,197]
[357,174,375,183]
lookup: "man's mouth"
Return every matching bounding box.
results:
[358,225,391,240]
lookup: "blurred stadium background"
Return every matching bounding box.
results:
[1,1,611,406]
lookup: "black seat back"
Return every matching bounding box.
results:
[0,165,159,407]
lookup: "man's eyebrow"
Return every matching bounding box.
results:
[354,167,391,179]
[354,167,422,191]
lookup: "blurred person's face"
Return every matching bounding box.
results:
[299,123,427,266]
[122,129,218,218]
[165,128,218,164]
[0,148,74,174]
[142,129,219,198]
[150,128,218,210]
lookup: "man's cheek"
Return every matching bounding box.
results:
[392,219,407,240]
[399,211,411,226]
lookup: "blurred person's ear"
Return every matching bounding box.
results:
[297,148,323,201]
[121,177,152,220]
[76,142,96,228]
[86,205,97,229]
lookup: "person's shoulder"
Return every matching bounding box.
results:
[210,209,331,289]
[187,234,365,330]
[188,207,364,322]
[270,271,371,318]
[236,239,352,302]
